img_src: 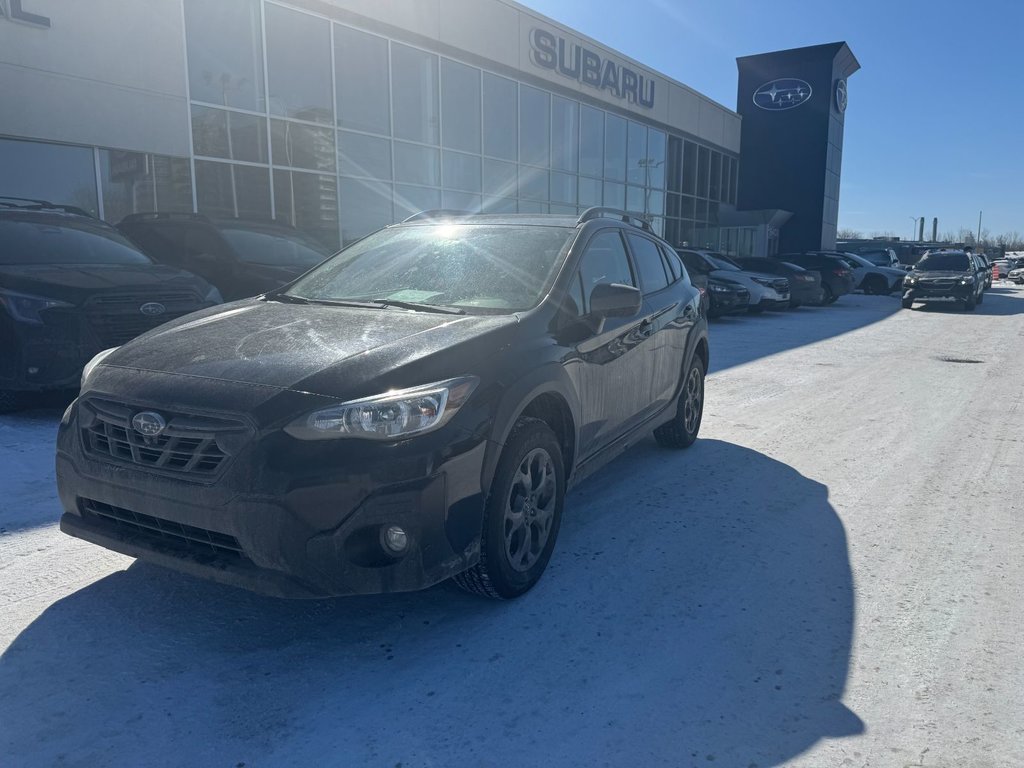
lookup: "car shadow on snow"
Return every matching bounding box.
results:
[907,285,1024,316]
[0,438,861,768]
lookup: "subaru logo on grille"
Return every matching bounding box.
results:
[753,78,812,111]
[132,411,167,437]
[139,302,166,316]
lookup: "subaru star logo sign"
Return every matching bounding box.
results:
[139,302,166,316]
[132,411,167,437]
[835,78,848,113]
[753,78,813,111]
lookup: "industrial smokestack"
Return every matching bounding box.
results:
[932,218,938,242]
[918,217,925,241]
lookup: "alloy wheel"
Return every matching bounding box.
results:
[683,365,703,434]
[503,447,557,573]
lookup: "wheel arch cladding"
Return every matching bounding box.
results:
[517,392,576,477]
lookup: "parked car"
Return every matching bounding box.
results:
[818,251,905,295]
[0,198,221,413]
[674,250,750,317]
[733,256,824,308]
[773,252,855,303]
[852,247,900,269]
[118,213,332,301]
[968,252,992,290]
[902,249,984,311]
[1008,266,1024,284]
[678,249,789,312]
[57,208,709,600]
[972,252,993,288]
[990,258,1023,279]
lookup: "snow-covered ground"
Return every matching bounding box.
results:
[2,289,1024,767]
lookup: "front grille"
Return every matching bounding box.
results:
[80,398,250,479]
[81,498,244,559]
[84,292,201,346]
[920,278,955,287]
[772,278,790,293]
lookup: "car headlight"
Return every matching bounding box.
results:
[751,277,774,287]
[0,288,73,324]
[286,376,479,441]
[80,347,119,390]
[904,276,917,285]
[204,285,224,304]
[708,283,731,293]
[960,276,975,285]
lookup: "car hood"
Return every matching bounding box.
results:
[96,299,518,398]
[0,263,211,304]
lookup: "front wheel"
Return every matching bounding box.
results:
[964,294,977,311]
[453,419,564,599]
[901,297,914,309]
[654,356,705,450]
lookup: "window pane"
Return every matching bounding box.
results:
[339,177,392,245]
[273,169,339,249]
[579,105,604,177]
[519,85,550,168]
[730,159,738,205]
[0,138,98,216]
[516,200,547,213]
[696,198,708,223]
[265,4,332,123]
[195,160,270,219]
[626,121,647,185]
[192,106,268,163]
[681,195,696,219]
[482,196,517,213]
[483,158,517,197]
[549,203,577,215]
[697,146,710,198]
[442,151,481,192]
[482,73,517,160]
[667,136,682,193]
[338,131,391,179]
[710,151,722,201]
[442,190,481,212]
[722,156,731,204]
[335,25,389,134]
[99,152,193,224]
[682,141,697,195]
[648,129,666,189]
[271,119,336,171]
[392,43,439,144]
[580,231,634,308]
[647,189,664,218]
[550,172,576,204]
[627,233,669,294]
[441,59,481,153]
[603,181,625,208]
[667,193,681,218]
[604,114,626,181]
[394,184,441,220]
[551,96,578,172]
[394,142,440,186]
[184,0,264,112]
[579,177,601,207]
[626,185,644,214]
[518,166,548,200]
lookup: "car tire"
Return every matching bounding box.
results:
[901,298,914,309]
[822,284,836,305]
[863,275,886,295]
[0,390,23,414]
[654,355,705,450]
[964,295,977,311]
[453,418,564,600]
[977,289,984,305]
[789,300,801,309]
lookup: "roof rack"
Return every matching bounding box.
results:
[0,196,94,217]
[402,209,474,223]
[577,207,652,232]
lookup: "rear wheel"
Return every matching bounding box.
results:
[654,356,705,450]
[822,284,836,305]
[863,275,887,295]
[453,419,564,600]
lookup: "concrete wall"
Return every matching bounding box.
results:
[0,0,189,155]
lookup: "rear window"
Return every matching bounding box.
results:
[0,214,151,265]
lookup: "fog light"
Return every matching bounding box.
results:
[381,525,409,554]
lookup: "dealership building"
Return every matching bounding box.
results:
[0,0,858,255]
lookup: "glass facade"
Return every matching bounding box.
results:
[0,0,739,253]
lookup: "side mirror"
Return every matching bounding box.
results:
[590,282,642,318]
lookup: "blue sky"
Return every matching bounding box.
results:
[521,0,1024,239]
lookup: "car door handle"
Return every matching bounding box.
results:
[683,304,696,319]
[638,319,654,337]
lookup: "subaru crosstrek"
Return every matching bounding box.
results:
[902,250,984,311]
[57,209,709,600]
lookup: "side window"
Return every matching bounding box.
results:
[626,233,670,294]
[577,230,635,312]
[659,244,683,282]
[678,249,706,276]
[183,225,228,260]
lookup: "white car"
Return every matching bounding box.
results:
[698,252,791,311]
[815,251,905,294]
[1009,266,1024,284]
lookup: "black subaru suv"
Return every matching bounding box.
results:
[118,213,331,301]
[901,249,984,311]
[0,199,220,412]
[57,208,709,600]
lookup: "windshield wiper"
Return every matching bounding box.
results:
[368,299,466,315]
[266,294,380,309]
[265,293,311,304]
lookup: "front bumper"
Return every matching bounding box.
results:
[56,395,489,598]
[791,284,825,305]
[709,290,750,316]
[903,282,976,302]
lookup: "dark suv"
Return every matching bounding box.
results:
[0,198,220,412]
[57,208,709,600]
[118,213,332,300]
[902,249,984,311]
[773,252,855,304]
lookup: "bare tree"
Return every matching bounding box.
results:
[837,228,863,239]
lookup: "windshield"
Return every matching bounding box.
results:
[220,227,331,268]
[916,253,970,271]
[707,255,741,272]
[678,251,711,275]
[858,250,891,266]
[0,215,151,266]
[284,224,574,312]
